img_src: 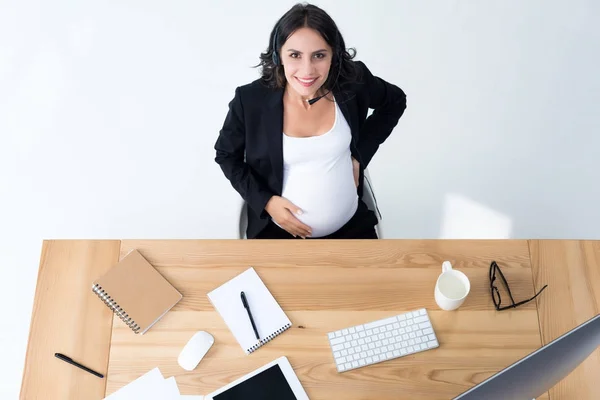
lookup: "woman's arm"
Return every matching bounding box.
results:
[355,61,407,167]
[214,87,275,218]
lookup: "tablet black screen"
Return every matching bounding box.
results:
[213,364,298,400]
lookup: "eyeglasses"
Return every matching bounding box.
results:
[490,261,547,311]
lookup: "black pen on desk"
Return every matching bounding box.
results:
[241,291,260,341]
[55,353,104,378]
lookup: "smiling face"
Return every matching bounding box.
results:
[280,27,333,99]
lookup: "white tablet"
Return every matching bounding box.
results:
[205,356,309,400]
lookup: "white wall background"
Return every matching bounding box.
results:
[1,0,599,397]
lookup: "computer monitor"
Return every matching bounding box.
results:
[454,313,600,400]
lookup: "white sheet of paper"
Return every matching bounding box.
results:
[103,368,181,400]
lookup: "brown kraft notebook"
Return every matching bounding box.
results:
[91,249,182,334]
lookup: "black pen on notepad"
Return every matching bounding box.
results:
[241,291,260,340]
[55,353,104,378]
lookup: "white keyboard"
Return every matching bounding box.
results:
[327,308,439,372]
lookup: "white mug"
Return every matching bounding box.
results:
[434,261,470,311]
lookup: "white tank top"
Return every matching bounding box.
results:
[276,101,358,237]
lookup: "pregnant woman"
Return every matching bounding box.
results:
[214,3,406,239]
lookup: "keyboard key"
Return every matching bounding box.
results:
[368,343,375,349]
[409,332,416,339]
[366,357,373,363]
[361,344,368,351]
[385,332,392,338]
[364,316,398,330]
[428,340,439,348]
[420,323,432,330]
[332,344,345,351]
[358,338,365,345]
[335,331,342,338]
[359,359,366,366]
[328,332,336,339]
[386,325,394,332]
[356,325,364,331]
[345,362,352,370]
[393,350,400,357]
[344,343,351,349]
[416,330,423,337]
[349,327,356,334]
[408,339,415,346]
[378,333,385,340]
[365,337,372,343]
[398,314,406,321]
[352,361,359,368]
[415,337,422,344]
[420,343,428,350]
[400,321,407,328]
[339,364,347,371]
[342,329,349,335]
[402,334,409,340]
[386,351,394,359]
[400,349,407,355]
[348,348,355,355]
[393,322,400,329]
[399,328,405,334]
[419,309,426,316]
[367,350,374,356]
[373,355,380,362]
[334,351,341,358]
[338,356,346,363]
[360,351,367,358]
[406,319,414,326]
[428,334,436,341]
[353,354,360,361]
[341,349,348,356]
[414,316,428,324]
[330,336,346,345]
[366,329,373,335]
[359,331,366,338]
[407,346,414,353]
[382,339,389,346]
[373,328,380,334]
[352,333,359,340]
[351,340,358,347]
[423,328,434,335]
[374,348,381,355]
[389,337,396,344]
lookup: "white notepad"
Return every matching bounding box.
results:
[207,267,292,354]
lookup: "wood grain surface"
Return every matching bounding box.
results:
[530,240,600,400]
[104,240,542,399]
[20,240,120,400]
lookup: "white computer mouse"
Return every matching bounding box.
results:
[178,331,215,371]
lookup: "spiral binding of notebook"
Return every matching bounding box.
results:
[247,322,292,353]
[92,283,141,334]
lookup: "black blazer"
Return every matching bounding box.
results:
[214,61,406,239]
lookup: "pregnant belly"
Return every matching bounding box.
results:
[277,172,359,237]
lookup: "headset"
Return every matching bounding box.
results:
[271,24,343,105]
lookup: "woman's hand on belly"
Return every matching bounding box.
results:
[265,195,313,238]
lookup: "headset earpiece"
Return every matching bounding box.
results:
[271,26,280,66]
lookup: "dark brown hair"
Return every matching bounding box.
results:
[256,3,358,92]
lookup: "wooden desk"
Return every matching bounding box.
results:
[20,240,599,399]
